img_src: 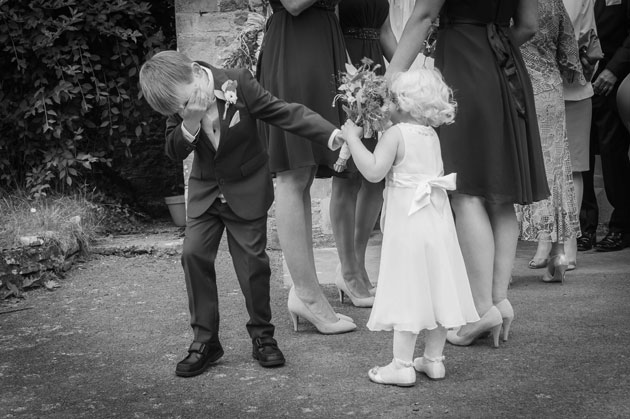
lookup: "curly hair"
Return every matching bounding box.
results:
[390,68,456,127]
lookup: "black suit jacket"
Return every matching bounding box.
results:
[165,64,337,220]
[594,0,630,81]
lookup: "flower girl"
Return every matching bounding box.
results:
[341,68,481,386]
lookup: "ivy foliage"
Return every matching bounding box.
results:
[0,0,174,197]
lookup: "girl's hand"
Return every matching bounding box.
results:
[341,120,364,141]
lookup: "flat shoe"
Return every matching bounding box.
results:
[368,359,416,387]
[252,337,285,368]
[413,356,445,380]
[595,231,630,252]
[577,232,596,251]
[175,341,224,377]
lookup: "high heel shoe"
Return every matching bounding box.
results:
[334,272,374,308]
[337,313,353,322]
[542,254,568,284]
[494,299,514,342]
[446,306,503,348]
[287,287,356,334]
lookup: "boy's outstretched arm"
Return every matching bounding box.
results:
[341,121,399,183]
[238,69,340,148]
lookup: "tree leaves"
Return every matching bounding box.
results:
[0,0,175,196]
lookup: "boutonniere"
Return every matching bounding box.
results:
[218,80,238,120]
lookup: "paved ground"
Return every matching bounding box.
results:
[1,226,630,418]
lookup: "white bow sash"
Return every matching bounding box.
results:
[388,172,457,216]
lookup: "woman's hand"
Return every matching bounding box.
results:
[385,0,443,78]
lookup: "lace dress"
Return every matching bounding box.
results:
[516,0,584,242]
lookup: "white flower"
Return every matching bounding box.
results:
[224,90,237,104]
[220,79,238,119]
[30,208,36,213]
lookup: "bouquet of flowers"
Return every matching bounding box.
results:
[332,58,391,171]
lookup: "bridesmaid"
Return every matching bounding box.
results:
[256,0,356,334]
[385,0,549,346]
[332,0,397,307]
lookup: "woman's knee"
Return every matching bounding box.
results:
[451,193,484,212]
[275,167,315,193]
[332,176,360,200]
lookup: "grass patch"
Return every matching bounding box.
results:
[0,190,105,252]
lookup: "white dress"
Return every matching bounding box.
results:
[367,123,480,333]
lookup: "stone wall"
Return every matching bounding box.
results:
[0,239,80,299]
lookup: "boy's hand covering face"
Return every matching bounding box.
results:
[181,87,213,122]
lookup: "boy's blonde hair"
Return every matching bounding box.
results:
[390,68,456,127]
[139,50,195,115]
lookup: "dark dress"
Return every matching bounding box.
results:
[339,0,389,73]
[339,0,389,152]
[256,0,347,177]
[435,0,550,205]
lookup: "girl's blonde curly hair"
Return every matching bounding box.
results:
[390,68,456,127]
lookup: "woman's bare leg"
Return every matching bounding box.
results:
[487,202,519,304]
[354,178,384,288]
[451,193,494,316]
[331,176,371,297]
[275,166,338,323]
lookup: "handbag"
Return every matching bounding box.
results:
[578,29,604,81]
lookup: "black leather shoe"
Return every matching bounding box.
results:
[252,337,285,368]
[577,231,596,251]
[595,231,630,252]
[175,341,224,377]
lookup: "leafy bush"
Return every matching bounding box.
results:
[0,0,174,198]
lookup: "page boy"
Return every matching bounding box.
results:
[139,50,344,377]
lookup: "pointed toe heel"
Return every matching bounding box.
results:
[446,306,503,348]
[287,287,356,335]
[334,272,374,308]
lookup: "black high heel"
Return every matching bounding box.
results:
[542,254,568,284]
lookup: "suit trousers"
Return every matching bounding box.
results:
[181,199,274,344]
[580,90,630,235]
